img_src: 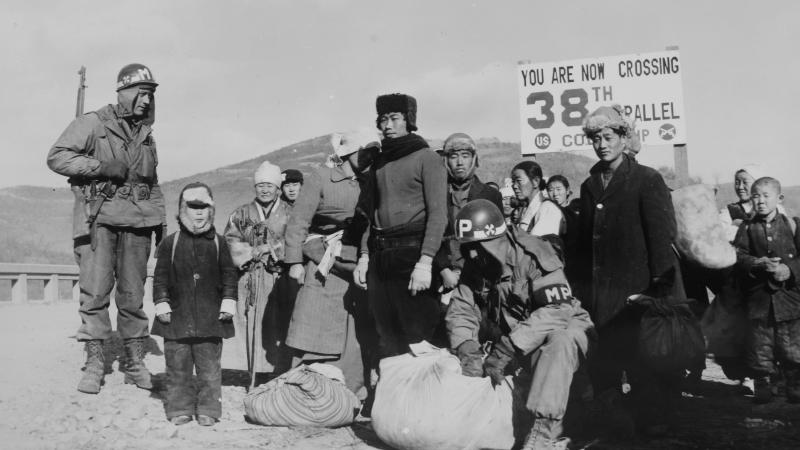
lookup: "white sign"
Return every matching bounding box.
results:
[517,49,686,155]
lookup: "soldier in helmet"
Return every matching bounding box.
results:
[47,63,165,394]
[446,199,594,449]
[434,133,502,292]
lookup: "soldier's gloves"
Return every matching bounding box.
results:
[353,254,369,290]
[455,340,484,377]
[97,159,129,182]
[483,335,517,387]
[408,261,432,296]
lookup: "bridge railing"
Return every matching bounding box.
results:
[0,262,155,304]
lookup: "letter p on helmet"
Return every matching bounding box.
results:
[458,219,473,237]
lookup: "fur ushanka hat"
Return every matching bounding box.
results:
[376,93,418,132]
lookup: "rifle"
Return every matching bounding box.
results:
[75,66,86,118]
[74,66,109,250]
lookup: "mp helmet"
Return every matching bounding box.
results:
[116,63,158,91]
[455,199,507,243]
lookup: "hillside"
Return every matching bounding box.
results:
[2,136,795,264]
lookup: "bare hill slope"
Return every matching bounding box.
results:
[8,136,796,264]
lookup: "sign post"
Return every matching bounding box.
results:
[517,48,689,184]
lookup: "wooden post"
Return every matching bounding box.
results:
[674,143,689,188]
[11,274,27,304]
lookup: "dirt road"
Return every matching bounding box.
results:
[1,302,799,449]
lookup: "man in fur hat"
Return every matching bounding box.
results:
[223,161,292,386]
[47,63,165,394]
[354,93,448,358]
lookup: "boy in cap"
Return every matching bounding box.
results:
[152,182,238,426]
[734,176,800,403]
[354,93,448,358]
[223,161,292,386]
[281,169,304,205]
[435,132,502,292]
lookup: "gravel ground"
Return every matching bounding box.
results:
[2,301,800,449]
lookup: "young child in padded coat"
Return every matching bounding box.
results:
[734,177,800,404]
[152,182,238,426]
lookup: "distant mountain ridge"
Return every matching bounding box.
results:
[2,136,796,264]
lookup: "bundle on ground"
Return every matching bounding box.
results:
[371,349,515,450]
[672,184,736,269]
[243,364,360,427]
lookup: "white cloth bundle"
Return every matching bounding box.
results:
[671,184,736,269]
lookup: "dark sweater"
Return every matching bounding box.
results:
[368,134,447,257]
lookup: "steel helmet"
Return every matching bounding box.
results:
[455,199,507,243]
[116,63,158,91]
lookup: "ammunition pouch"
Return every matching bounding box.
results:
[114,183,151,201]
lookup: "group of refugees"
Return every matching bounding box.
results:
[46,63,800,449]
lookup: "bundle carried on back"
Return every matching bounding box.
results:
[243,363,360,427]
[671,184,736,269]
[371,348,516,450]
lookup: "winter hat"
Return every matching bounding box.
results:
[281,169,304,185]
[442,133,477,155]
[178,182,215,235]
[331,127,382,158]
[179,182,214,208]
[376,93,418,132]
[737,164,765,181]
[254,161,282,186]
[582,104,641,154]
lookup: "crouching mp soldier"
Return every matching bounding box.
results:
[223,161,291,386]
[446,199,594,449]
[47,63,165,394]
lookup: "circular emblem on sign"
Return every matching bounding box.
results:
[534,133,551,150]
[659,123,676,141]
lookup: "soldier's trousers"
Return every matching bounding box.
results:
[73,225,152,341]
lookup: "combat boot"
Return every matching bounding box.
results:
[123,337,153,390]
[77,340,105,394]
[521,418,570,450]
[753,376,773,404]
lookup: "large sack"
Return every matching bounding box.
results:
[371,349,515,450]
[243,364,360,427]
[672,184,736,269]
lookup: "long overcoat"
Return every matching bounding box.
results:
[283,164,367,355]
[576,154,685,328]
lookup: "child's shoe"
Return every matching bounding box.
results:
[169,415,192,425]
[196,415,217,426]
[753,376,773,404]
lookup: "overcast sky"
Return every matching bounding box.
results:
[2,0,798,188]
